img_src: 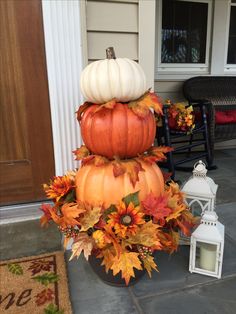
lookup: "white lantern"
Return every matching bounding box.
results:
[189,211,224,278]
[181,160,218,217]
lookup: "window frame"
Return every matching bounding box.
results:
[155,0,213,80]
[224,1,236,73]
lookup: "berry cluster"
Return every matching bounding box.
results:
[137,245,152,260]
[58,226,79,238]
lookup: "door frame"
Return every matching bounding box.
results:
[1,0,84,221]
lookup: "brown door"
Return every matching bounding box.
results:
[0,0,55,205]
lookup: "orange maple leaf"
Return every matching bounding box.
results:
[112,159,144,187]
[142,254,158,277]
[128,91,163,118]
[111,251,143,285]
[73,145,90,160]
[94,99,117,113]
[70,233,94,261]
[127,220,162,249]
[50,202,85,228]
[141,146,173,164]
[97,247,116,273]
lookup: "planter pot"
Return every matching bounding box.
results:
[88,254,145,287]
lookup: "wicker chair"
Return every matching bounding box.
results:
[183,76,236,155]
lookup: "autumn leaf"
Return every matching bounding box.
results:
[165,203,186,222]
[94,98,117,113]
[141,146,173,164]
[40,204,55,227]
[93,155,109,166]
[50,202,85,228]
[128,91,163,118]
[103,224,122,258]
[142,193,172,221]
[142,255,158,277]
[127,220,162,249]
[169,229,180,253]
[70,233,94,261]
[73,145,90,160]
[111,251,143,285]
[76,102,92,121]
[97,247,116,273]
[80,206,102,231]
[112,159,144,187]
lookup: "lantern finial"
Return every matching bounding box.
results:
[193,160,207,178]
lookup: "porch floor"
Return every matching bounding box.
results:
[1,148,236,314]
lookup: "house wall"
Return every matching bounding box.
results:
[80,0,156,90]
[81,0,235,148]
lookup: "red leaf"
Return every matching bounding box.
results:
[142,193,172,222]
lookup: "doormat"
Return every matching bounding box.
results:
[0,251,72,314]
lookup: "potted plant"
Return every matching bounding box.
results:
[40,150,196,286]
[40,48,196,286]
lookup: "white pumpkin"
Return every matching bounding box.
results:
[80,47,147,104]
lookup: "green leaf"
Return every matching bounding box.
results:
[122,191,140,207]
[7,263,23,275]
[103,204,116,221]
[32,272,59,286]
[44,303,64,314]
[64,189,76,203]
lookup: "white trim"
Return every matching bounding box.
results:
[224,2,236,72]
[0,202,51,225]
[42,0,83,176]
[138,0,156,90]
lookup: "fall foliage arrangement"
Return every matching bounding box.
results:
[166,99,195,133]
[40,47,196,286]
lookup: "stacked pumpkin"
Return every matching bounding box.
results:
[75,47,167,207]
[40,47,196,286]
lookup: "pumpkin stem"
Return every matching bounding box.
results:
[106,47,116,59]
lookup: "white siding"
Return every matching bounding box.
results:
[85,0,139,61]
[81,0,156,89]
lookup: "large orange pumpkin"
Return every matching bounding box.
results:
[80,103,156,159]
[75,160,164,208]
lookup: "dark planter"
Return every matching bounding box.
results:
[88,254,145,287]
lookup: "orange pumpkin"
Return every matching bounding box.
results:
[75,160,164,208]
[79,103,156,159]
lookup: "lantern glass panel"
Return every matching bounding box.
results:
[195,241,217,272]
[187,199,209,216]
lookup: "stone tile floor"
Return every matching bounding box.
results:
[0,149,236,313]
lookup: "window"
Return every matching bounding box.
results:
[155,0,212,78]
[161,0,208,64]
[227,3,236,64]
[155,0,236,79]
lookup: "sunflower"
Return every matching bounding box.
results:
[43,175,75,202]
[107,201,145,237]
